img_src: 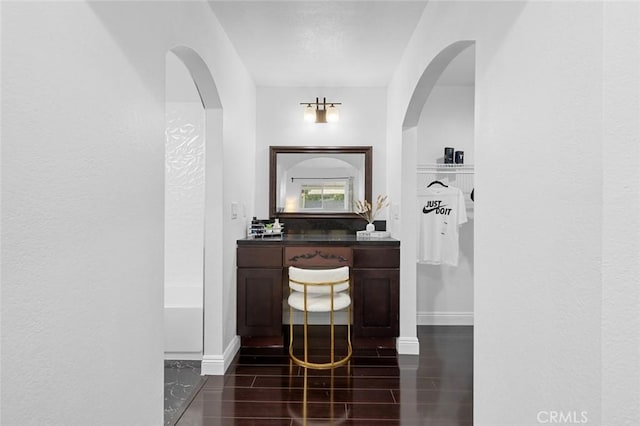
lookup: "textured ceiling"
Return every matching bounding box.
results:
[208,1,429,87]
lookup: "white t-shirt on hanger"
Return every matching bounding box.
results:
[418,185,468,266]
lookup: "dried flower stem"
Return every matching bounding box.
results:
[354,194,389,223]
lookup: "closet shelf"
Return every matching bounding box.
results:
[417,163,475,173]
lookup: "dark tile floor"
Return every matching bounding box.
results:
[165,360,207,425]
[174,326,473,425]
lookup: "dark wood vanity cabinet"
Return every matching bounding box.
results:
[236,246,282,337]
[352,247,400,337]
[236,240,400,347]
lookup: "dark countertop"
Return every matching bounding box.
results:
[237,233,399,246]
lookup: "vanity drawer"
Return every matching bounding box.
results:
[237,246,282,268]
[353,247,400,268]
[284,246,352,267]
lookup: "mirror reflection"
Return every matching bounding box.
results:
[276,154,364,213]
[270,146,372,217]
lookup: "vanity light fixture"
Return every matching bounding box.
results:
[300,97,341,123]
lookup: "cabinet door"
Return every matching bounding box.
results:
[237,268,283,336]
[352,268,399,337]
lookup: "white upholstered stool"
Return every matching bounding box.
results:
[288,266,353,369]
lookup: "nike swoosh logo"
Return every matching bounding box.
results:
[423,205,448,214]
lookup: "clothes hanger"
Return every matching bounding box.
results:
[427,180,448,188]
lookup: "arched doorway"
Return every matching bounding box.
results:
[164,49,207,361]
[163,46,224,422]
[398,40,476,354]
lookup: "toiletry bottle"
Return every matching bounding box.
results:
[250,217,262,236]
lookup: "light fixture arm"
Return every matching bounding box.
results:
[299,97,342,109]
[300,97,342,123]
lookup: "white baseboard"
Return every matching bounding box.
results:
[417,311,474,326]
[223,335,241,371]
[201,335,241,376]
[396,336,420,355]
[164,351,202,361]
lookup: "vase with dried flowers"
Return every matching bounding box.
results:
[354,195,389,232]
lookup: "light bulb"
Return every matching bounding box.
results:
[326,104,339,123]
[303,104,316,123]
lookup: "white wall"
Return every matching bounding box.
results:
[164,103,204,291]
[164,53,205,357]
[601,2,640,423]
[416,84,475,325]
[165,53,205,293]
[255,87,387,218]
[388,1,639,424]
[417,85,475,164]
[164,101,205,356]
[1,2,255,424]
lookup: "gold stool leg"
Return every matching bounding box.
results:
[289,288,295,361]
[288,281,352,370]
[330,285,335,367]
[348,289,352,359]
[304,285,308,365]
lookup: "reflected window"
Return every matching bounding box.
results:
[300,180,349,211]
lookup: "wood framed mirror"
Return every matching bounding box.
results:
[269,146,372,219]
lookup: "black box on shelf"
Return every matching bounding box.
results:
[444,147,454,164]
